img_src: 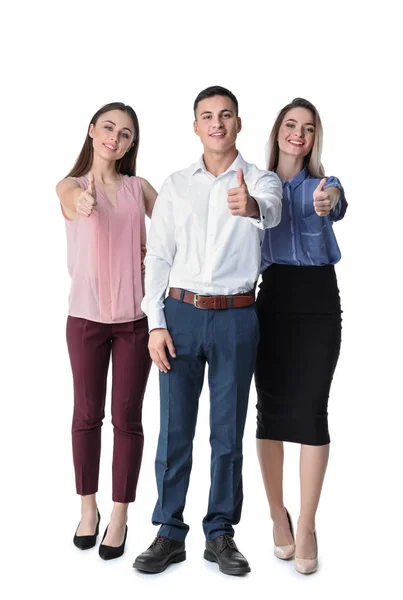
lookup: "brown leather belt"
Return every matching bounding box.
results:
[169,287,255,310]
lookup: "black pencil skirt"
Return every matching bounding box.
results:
[255,264,342,446]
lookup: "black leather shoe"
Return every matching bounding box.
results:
[98,525,128,560]
[132,536,186,573]
[73,509,101,550]
[204,534,251,576]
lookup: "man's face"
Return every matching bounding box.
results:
[193,95,241,154]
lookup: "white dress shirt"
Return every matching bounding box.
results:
[142,152,282,330]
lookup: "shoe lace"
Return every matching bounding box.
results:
[150,535,170,550]
[218,534,238,553]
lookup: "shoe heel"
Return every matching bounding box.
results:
[172,551,186,564]
[273,508,295,561]
[203,549,216,563]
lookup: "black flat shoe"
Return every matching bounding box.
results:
[73,509,101,550]
[132,536,186,573]
[204,534,251,576]
[98,525,128,560]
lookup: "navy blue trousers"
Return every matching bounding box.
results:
[152,296,259,541]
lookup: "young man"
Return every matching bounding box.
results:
[133,86,282,576]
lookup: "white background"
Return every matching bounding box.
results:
[1,1,402,598]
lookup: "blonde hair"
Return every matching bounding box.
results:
[265,98,325,178]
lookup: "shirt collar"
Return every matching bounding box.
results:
[281,167,309,189]
[191,151,246,177]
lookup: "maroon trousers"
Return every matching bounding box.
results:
[66,316,151,503]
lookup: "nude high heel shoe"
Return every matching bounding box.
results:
[273,509,295,560]
[295,531,318,574]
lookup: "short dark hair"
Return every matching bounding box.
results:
[193,86,239,118]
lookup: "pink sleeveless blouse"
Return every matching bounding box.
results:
[64,174,146,323]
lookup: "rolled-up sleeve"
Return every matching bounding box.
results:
[325,176,348,222]
[248,171,283,230]
[141,178,176,331]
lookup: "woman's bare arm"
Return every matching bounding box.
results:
[56,174,96,221]
[140,178,157,219]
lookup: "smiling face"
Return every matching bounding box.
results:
[193,95,241,155]
[89,109,135,162]
[277,107,315,160]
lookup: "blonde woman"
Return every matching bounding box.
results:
[255,98,347,574]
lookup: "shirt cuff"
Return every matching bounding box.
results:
[247,197,265,230]
[147,308,167,332]
[327,187,346,220]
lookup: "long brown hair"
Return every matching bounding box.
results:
[67,102,140,178]
[265,98,325,178]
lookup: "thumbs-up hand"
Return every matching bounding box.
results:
[87,172,95,197]
[313,178,332,216]
[74,172,97,217]
[236,168,246,188]
[227,168,259,218]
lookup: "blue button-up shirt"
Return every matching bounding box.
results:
[261,168,347,269]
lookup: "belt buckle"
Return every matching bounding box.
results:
[193,293,208,309]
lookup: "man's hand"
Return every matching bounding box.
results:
[74,172,97,217]
[148,328,176,373]
[313,178,340,217]
[227,168,259,218]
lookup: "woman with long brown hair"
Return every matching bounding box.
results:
[56,102,156,560]
[255,98,347,574]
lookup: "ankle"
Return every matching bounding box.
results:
[270,506,288,523]
[297,520,315,534]
[110,505,128,525]
[81,504,97,516]
[81,494,97,511]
